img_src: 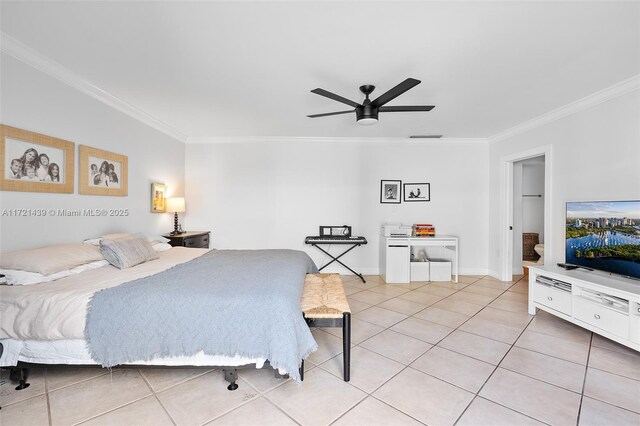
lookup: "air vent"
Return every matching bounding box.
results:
[409,135,443,139]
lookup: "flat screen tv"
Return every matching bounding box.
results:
[566,200,640,280]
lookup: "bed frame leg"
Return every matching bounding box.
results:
[9,367,30,390]
[274,370,289,379]
[299,359,305,381]
[223,368,239,391]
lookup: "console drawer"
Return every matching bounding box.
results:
[533,282,572,315]
[574,297,629,339]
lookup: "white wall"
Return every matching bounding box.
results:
[522,162,545,242]
[185,140,489,275]
[489,90,640,276]
[0,54,185,251]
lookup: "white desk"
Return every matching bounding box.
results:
[379,235,459,283]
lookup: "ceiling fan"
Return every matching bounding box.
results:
[307,78,435,125]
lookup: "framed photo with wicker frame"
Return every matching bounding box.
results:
[79,145,128,196]
[0,124,75,194]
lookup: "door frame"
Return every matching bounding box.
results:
[499,145,553,281]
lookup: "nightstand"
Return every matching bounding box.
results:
[162,231,211,249]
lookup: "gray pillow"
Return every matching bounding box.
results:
[100,237,159,269]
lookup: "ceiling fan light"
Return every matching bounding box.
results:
[357,117,378,126]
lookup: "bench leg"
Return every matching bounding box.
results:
[342,312,351,382]
[300,359,305,381]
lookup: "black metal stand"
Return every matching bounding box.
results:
[308,242,366,283]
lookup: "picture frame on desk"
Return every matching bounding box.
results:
[380,180,401,204]
[403,183,430,202]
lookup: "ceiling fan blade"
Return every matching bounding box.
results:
[370,78,421,108]
[311,88,361,108]
[379,105,435,112]
[307,110,354,118]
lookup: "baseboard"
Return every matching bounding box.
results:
[315,267,491,277]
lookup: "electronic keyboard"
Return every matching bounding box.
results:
[305,236,368,245]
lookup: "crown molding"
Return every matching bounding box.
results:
[1,32,188,143]
[186,136,488,144]
[489,74,640,144]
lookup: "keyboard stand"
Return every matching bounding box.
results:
[306,241,366,283]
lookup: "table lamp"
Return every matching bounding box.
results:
[166,197,186,235]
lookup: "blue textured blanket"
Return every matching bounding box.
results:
[86,249,318,381]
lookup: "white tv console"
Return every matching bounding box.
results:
[528,265,640,352]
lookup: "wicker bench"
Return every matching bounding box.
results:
[301,273,351,381]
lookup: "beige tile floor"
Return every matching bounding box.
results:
[1,274,639,426]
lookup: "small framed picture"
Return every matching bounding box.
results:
[403,183,430,202]
[0,124,75,193]
[79,145,128,196]
[151,183,167,213]
[380,180,401,204]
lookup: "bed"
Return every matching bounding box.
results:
[0,242,318,391]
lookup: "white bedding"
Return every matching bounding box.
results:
[0,247,208,340]
[0,339,266,368]
[0,247,271,369]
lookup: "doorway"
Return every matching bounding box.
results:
[499,146,553,281]
[513,156,545,275]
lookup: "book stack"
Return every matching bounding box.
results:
[413,224,436,237]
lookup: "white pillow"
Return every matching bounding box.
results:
[1,260,109,286]
[152,243,172,252]
[0,244,104,275]
[84,233,170,246]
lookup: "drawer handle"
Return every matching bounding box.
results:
[594,314,601,320]
[547,296,553,301]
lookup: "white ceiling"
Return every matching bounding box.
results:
[1,1,639,140]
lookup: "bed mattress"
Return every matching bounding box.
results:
[1,247,208,340]
[0,247,265,369]
[1,339,266,368]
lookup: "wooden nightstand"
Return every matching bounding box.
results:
[162,231,211,249]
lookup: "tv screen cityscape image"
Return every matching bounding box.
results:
[566,201,640,279]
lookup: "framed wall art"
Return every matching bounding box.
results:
[0,124,75,193]
[79,145,128,196]
[380,180,401,204]
[151,182,167,213]
[403,183,430,202]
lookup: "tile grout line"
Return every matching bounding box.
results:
[317,276,528,424]
[46,369,113,393]
[333,276,640,424]
[451,297,537,425]
[576,333,594,426]
[137,367,177,426]
[259,390,304,426]
[45,368,53,426]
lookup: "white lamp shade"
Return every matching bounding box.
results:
[166,197,185,213]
